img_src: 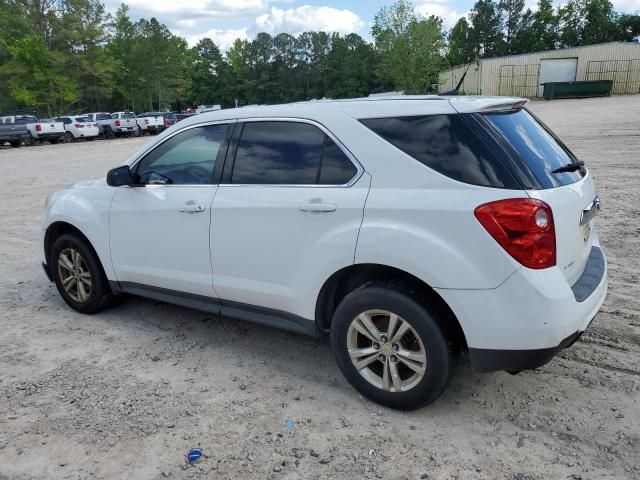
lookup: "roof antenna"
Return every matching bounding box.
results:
[439,62,472,96]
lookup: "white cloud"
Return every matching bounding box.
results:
[179,28,250,50]
[415,0,465,28]
[612,0,640,12]
[254,5,365,36]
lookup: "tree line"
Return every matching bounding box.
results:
[0,0,638,116]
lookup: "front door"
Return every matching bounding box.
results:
[110,123,231,297]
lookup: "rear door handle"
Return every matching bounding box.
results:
[179,204,205,213]
[299,200,336,213]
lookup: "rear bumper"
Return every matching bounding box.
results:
[37,132,65,140]
[437,243,607,370]
[469,327,586,372]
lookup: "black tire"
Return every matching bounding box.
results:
[51,233,113,314]
[65,132,74,143]
[104,127,115,139]
[330,282,452,410]
[49,138,59,145]
[10,140,21,148]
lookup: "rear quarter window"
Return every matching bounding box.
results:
[360,114,520,189]
[483,109,585,188]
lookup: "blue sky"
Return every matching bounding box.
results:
[103,0,640,49]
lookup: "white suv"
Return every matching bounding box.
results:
[42,96,607,410]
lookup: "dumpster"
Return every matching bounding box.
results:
[541,80,613,100]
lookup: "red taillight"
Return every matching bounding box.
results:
[36,124,42,132]
[75,123,83,128]
[145,119,149,124]
[164,119,170,126]
[115,120,121,127]
[474,198,556,269]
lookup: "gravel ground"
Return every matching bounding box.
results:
[0,97,639,480]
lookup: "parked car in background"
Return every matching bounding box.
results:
[137,112,166,135]
[175,113,196,122]
[162,112,178,128]
[0,114,65,144]
[53,116,99,142]
[0,117,31,147]
[41,96,606,410]
[107,112,138,137]
[85,113,115,139]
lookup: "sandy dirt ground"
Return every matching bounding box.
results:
[0,97,638,480]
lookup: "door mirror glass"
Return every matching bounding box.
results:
[107,165,133,187]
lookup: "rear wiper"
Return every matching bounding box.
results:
[551,160,584,174]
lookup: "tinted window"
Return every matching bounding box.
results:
[319,138,358,185]
[135,125,227,185]
[232,122,325,185]
[361,114,519,188]
[484,109,584,188]
[122,113,135,119]
[96,113,110,120]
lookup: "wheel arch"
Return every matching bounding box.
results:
[44,221,106,280]
[315,263,468,351]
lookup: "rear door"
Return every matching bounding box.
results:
[210,119,369,317]
[483,108,597,284]
[538,58,578,96]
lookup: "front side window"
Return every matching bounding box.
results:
[231,121,358,185]
[135,124,227,185]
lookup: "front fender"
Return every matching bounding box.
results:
[43,181,116,280]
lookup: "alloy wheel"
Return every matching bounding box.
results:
[347,309,427,393]
[57,247,92,303]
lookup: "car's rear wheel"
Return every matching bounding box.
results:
[65,132,74,143]
[9,140,21,148]
[330,283,452,410]
[51,233,113,314]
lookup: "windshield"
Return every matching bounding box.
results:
[484,109,585,188]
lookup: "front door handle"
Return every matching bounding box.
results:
[299,200,336,213]
[179,204,205,213]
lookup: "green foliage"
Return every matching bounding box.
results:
[373,0,445,93]
[0,0,638,113]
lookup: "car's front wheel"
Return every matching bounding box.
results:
[330,283,452,410]
[51,233,113,314]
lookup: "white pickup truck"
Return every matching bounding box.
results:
[106,112,139,138]
[0,115,66,144]
[137,112,166,135]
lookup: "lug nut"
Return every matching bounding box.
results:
[378,354,385,361]
[390,355,398,363]
[373,343,380,350]
[392,344,399,351]
[380,335,388,343]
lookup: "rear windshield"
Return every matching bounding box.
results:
[483,109,585,188]
[120,113,135,119]
[95,113,110,120]
[361,114,520,189]
[75,117,90,122]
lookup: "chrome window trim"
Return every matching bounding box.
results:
[220,116,364,189]
[128,119,237,187]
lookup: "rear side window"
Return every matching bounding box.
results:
[361,115,519,188]
[483,109,585,188]
[231,121,358,185]
[96,114,110,120]
[319,137,358,185]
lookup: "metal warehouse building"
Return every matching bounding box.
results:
[440,41,640,97]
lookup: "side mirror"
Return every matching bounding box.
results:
[107,165,133,187]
